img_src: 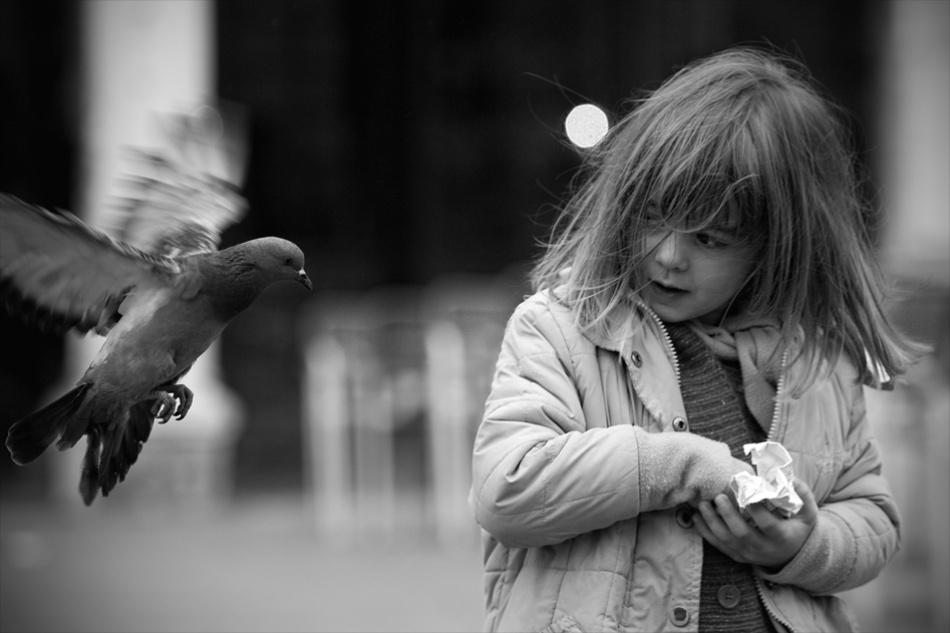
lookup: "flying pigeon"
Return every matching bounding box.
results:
[1,104,312,505]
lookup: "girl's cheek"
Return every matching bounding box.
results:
[642,231,663,250]
[643,228,678,253]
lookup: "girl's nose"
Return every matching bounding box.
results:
[652,231,689,271]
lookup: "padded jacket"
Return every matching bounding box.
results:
[469,289,901,632]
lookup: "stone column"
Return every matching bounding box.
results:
[52,0,243,512]
[877,0,950,284]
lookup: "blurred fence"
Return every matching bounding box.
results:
[299,268,528,546]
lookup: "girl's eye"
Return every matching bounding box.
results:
[695,232,729,248]
[642,205,665,228]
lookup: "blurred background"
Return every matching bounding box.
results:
[1,1,947,632]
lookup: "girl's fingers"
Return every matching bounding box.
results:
[745,502,781,531]
[792,478,819,520]
[697,501,728,537]
[713,494,756,536]
[692,505,725,547]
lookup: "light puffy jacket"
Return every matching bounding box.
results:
[469,290,900,633]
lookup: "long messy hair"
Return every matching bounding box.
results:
[532,47,920,392]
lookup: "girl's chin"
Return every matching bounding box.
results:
[645,296,723,325]
[645,302,691,323]
[643,287,692,322]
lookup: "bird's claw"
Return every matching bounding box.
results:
[168,384,194,420]
[149,384,194,423]
[150,394,175,423]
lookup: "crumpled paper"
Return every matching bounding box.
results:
[729,441,803,518]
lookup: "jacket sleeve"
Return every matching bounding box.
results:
[469,296,744,549]
[759,376,901,594]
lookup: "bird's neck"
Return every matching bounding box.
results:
[200,250,271,320]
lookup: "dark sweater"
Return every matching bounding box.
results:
[666,322,777,633]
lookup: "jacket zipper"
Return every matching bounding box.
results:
[767,348,790,440]
[755,577,796,632]
[756,347,796,633]
[636,300,680,384]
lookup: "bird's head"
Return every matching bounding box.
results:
[243,237,312,291]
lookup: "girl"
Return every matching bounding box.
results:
[469,48,920,633]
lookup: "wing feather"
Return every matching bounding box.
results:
[0,194,180,335]
[104,102,249,259]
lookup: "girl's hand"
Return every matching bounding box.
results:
[692,478,818,569]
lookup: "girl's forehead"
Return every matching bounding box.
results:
[719,198,743,227]
[652,194,742,226]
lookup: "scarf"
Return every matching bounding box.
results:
[686,316,784,433]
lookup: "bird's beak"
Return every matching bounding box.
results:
[298,269,313,291]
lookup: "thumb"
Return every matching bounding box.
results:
[792,477,819,522]
[731,456,755,476]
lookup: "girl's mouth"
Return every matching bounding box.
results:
[651,280,687,296]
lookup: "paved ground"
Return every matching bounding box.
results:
[0,494,484,633]
[0,492,941,633]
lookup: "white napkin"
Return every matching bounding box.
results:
[729,441,803,518]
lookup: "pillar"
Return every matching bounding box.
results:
[51,0,244,512]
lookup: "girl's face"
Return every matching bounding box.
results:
[640,206,758,325]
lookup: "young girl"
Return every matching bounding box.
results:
[469,48,919,633]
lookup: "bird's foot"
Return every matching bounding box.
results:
[149,384,194,423]
[167,384,194,419]
[150,392,177,424]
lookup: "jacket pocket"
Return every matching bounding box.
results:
[540,614,585,633]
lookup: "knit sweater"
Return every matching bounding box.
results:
[666,321,776,633]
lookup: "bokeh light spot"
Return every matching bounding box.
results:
[565,104,608,148]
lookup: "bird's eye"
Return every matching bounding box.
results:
[283,257,293,266]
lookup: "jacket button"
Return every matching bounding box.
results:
[675,505,694,529]
[717,584,741,609]
[669,606,690,627]
[631,351,643,367]
[671,416,688,432]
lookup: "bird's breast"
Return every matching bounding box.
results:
[84,286,227,394]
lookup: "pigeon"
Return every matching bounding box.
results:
[1,104,312,505]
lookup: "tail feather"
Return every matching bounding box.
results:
[57,402,94,451]
[99,399,156,498]
[6,384,90,465]
[10,386,163,505]
[79,427,101,506]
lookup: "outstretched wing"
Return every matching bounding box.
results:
[0,194,180,335]
[106,102,249,259]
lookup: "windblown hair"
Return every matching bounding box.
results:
[531,47,920,392]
